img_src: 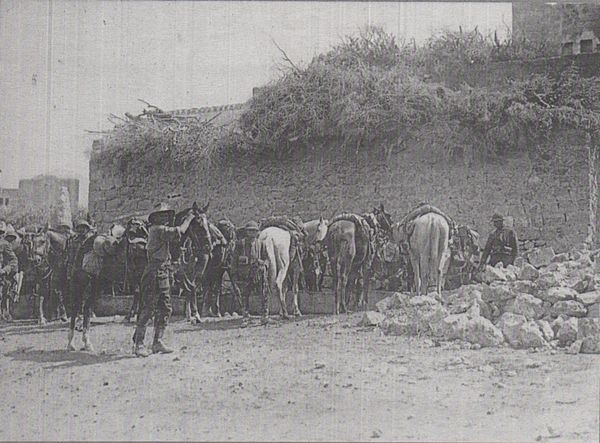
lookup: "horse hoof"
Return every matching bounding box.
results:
[81,343,95,353]
[39,319,47,326]
[67,343,77,351]
[293,310,302,317]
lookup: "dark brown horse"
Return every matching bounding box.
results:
[173,202,212,324]
[67,233,128,352]
[326,204,393,315]
[121,218,149,322]
[200,219,248,317]
[21,229,68,324]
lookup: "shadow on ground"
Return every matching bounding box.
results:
[4,346,133,370]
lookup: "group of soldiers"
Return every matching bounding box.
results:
[0,201,519,357]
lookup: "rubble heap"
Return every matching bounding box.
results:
[364,246,600,354]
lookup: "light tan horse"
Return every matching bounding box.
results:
[254,217,327,319]
[405,213,451,297]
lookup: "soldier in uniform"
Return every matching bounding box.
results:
[0,222,19,322]
[133,203,194,357]
[478,213,518,269]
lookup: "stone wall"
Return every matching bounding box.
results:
[89,53,600,252]
[90,140,589,252]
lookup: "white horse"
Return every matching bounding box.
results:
[394,213,451,297]
[254,217,328,319]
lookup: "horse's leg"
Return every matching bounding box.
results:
[227,270,246,316]
[68,274,82,350]
[292,264,301,317]
[410,250,421,297]
[331,256,339,315]
[274,247,290,320]
[81,274,96,352]
[346,267,358,311]
[38,281,47,325]
[212,273,222,318]
[362,264,372,310]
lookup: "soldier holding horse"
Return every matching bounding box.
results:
[132,202,197,357]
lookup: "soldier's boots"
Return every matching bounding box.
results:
[133,326,151,357]
[152,328,174,354]
[82,330,95,353]
[135,343,151,358]
[67,329,77,351]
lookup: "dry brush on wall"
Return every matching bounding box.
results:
[90,27,600,248]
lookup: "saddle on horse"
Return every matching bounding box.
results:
[399,203,456,241]
[329,213,375,266]
[259,215,307,266]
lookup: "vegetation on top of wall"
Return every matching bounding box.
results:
[97,27,598,167]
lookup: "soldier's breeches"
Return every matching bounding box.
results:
[137,265,173,332]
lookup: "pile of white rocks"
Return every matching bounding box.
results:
[360,246,600,353]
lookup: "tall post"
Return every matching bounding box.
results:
[585,132,599,249]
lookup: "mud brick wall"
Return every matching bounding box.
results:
[89,142,589,253]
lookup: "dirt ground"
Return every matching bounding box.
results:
[0,314,598,442]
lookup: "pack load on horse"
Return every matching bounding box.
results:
[0,222,19,322]
[252,215,308,320]
[326,204,393,314]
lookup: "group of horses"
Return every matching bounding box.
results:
[13,218,149,324]
[7,201,481,325]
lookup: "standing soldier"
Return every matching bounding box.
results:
[478,213,519,269]
[133,203,194,357]
[0,222,18,322]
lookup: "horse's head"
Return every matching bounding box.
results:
[373,203,393,237]
[176,201,212,251]
[23,231,48,266]
[305,216,328,244]
[126,217,149,241]
[315,216,328,242]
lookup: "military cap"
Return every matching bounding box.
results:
[4,224,17,241]
[148,202,175,225]
[244,220,260,231]
[75,219,93,231]
[491,213,504,222]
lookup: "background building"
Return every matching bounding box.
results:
[512,1,600,56]
[0,187,20,208]
[17,175,79,213]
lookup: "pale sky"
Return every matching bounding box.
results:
[0,1,511,207]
